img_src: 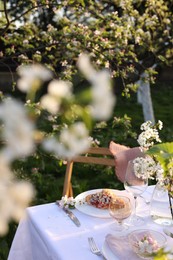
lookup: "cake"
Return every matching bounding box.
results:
[85,189,117,209]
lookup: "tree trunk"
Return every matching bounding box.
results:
[137,72,155,124]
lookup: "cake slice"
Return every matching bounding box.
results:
[85,189,117,209]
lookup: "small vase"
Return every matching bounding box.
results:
[150,182,173,226]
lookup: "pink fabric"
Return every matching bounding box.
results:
[109,141,129,154]
[105,233,140,260]
[109,141,144,182]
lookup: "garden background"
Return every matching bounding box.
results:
[0,1,173,259]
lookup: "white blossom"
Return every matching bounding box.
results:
[17,64,53,92]
[41,80,72,114]
[140,121,152,131]
[137,120,163,149]
[77,53,116,120]
[48,80,72,98]
[59,195,76,208]
[133,156,163,180]
[0,154,35,235]
[88,136,100,146]
[77,53,96,80]
[90,70,116,120]
[43,122,91,159]
[0,97,36,236]
[41,95,61,114]
[23,39,29,45]
[158,120,163,130]
[135,234,160,255]
[0,98,35,161]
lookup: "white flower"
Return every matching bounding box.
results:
[90,70,116,120]
[17,64,53,92]
[43,122,91,159]
[9,181,35,207]
[0,154,35,235]
[48,80,72,98]
[140,121,153,131]
[136,235,159,254]
[137,120,163,149]
[0,98,35,161]
[61,60,68,66]
[41,95,61,114]
[23,39,29,45]
[133,156,163,179]
[41,80,73,114]
[77,53,116,120]
[77,53,96,80]
[0,216,9,235]
[53,8,64,22]
[158,120,163,130]
[59,195,76,208]
[88,137,100,146]
[94,30,101,35]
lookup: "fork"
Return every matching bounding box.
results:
[88,237,103,256]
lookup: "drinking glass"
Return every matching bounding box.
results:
[109,195,132,232]
[124,160,148,226]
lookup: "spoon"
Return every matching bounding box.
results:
[139,195,150,204]
[163,228,173,238]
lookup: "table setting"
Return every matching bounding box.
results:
[8,183,173,260]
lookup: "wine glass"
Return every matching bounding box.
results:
[124,160,148,226]
[109,195,132,232]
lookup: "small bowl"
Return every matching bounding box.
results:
[128,229,167,259]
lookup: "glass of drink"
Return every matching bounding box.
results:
[124,160,148,225]
[109,195,132,232]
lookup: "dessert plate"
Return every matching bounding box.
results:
[102,240,118,260]
[75,188,134,218]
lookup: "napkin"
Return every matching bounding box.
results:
[109,141,144,182]
[105,233,140,260]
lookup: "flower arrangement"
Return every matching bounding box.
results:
[133,120,173,198]
[133,156,163,180]
[134,234,160,255]
[133,120,164,181]
[137,120,163,150]
[129,230,167,259]
[147,142,173,198]
[58,196,76,209]
[132,120,173,221]
[59,195,85,209]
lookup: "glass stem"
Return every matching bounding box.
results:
[134,196,137,216]
[168,193,173,220]
[117,220,122,226]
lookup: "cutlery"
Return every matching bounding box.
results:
[163,228,173,238]
[88,237,103,257]
[139,195,150,204]
[56,201,81,227]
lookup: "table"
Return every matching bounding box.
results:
[8,186,173,260]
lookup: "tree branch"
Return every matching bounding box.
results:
[3,0,10,26]
[0,2,59,36]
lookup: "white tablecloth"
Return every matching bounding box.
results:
[8,186,173,260]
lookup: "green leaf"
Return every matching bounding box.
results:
[147,142,173,170]
[147,142,173,157]
[158,55,167,62]
[75,89,92,105]
[81,107,93,131]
